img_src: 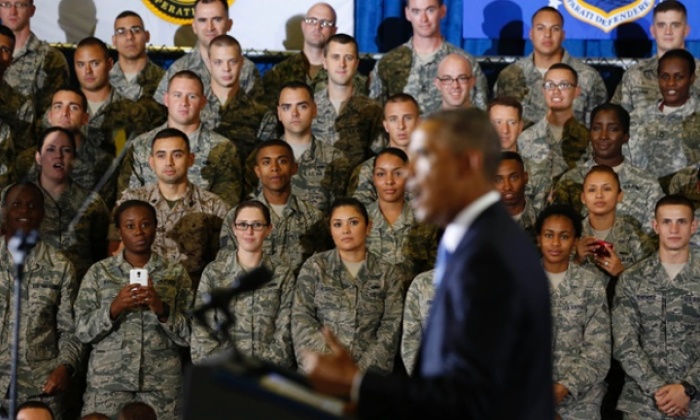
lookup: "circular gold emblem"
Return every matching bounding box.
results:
[143,0,235,25]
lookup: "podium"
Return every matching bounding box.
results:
[183,354,351,419]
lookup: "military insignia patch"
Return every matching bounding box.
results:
[143,0,235,25]
[560,0,656,32]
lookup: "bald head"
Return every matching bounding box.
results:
[307,2,337,23]
[434,54,474,109]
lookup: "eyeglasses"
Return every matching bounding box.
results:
[115,26,144,37]
[436,75,473,86]
[303,17,335,28]
[543,81,576,91]
[0,2,32,8]
[234,222,269,231]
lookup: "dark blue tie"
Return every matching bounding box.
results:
[434,241,453,286]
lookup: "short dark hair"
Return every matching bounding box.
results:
[16,401,54,420]
[653,0,687,20]
[38,127,77,153]
[0,24,16,47]
[500,151,525,172]
[488,96,523,120]
[117,402,156,420]
[53,86,88,113]
[535,204,582,238]
[583,165,621,192]
[385,93,420,114]
[532,6,564,25]
[233,200,272,225]
[546,63,578,85]
[151,127,190,153]
[374,147,409,169]
[115,10,143,23]
[114,199,158,228]
[208,34,241,54]
[254,139,295,164]
[589,103,630,134]
[168,70,204,95]
[655,194,695,220]
[76,36,111,61]
[323,33,358,57]
[279,81,315,104]
[81,413,111,420]
[194,0,229,14]
[659,48,696,76]
[329,197,369,225]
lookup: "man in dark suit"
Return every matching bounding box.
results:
[302,108,553,419]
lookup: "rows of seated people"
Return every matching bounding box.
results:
[1,0,700,418]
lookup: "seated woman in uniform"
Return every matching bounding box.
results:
[536,204,610,419]
[191,200,296,368]
[292,198,403,375]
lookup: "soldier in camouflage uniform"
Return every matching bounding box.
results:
[348,93,419,206]
[118,71,242,208]
[203,35,268,165]
[152,0,261,105]
[0,25,34,154]
[260,3,367,109]
[109,11,165,102]
[292,198,403,374]
[401,269,435,376]
[555,103,664,232]
[613,195,700,419]
[612,1,700,113]
[535,205,610,419]
[626,50,700,190]
[313,34,385,168]
[366,148,437,285]
[669,164,700,210]
[0,182,81,419]
[0,1,69,118]
[191,201,295,368]
[518,64,590,202]
[113,128,229,288]
[494,7,607,125]
[220,141,329,273]
[75,200,192,420]
[245,82,350,212]
[33,127,109,280]
[495,152,539,241]
[369,0,488,113]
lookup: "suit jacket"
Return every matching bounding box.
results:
[358,202,553,419]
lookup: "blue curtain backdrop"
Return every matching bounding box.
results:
[355,0,700,58]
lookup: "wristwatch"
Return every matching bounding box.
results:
[681,381,697,400]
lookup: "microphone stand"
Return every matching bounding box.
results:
[7,229,39,418]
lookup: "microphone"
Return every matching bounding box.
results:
[7,229,40,265]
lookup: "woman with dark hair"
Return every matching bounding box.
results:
[191,200,295,368]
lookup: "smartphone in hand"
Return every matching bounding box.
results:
[129,269,148,286]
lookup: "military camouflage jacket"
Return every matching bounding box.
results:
[259,51,368,109]
[612,56,700,113]
[0,240,80,400]
[368,38,488,112]
[3,31,69,117]
[669,164,700,210]
[191,253,295,368]
[514,199,539,242]
[0,79,35,153]
[613,251,700,417]
[109,59,166,101]
[312,88,385,168]
[550,263,610,419]
[292,249,403,374]
[116,182,229,279]
[75,252,192,392]
[0,122,15,189]
[401,269,435,376]
[118,123,242,207]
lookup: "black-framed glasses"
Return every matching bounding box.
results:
[436,75,473,86]
[303,17,335,28]
[234,222,269,231]
[115,26,144,37]
[543,81,576,91]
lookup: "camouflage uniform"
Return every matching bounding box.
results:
[612,57,700,113]
[517,116,590,191]
[627,97,700,183]
[612,251,700,418]
[0,240,80,418]
[0,122,15,189]
[115,182,229,286]
[368,38,489,112]
[75,252,192,420]
[401,269,435,376]
[366,200,438,286]
[3,32,69,118]
[494,50,608,125]
[243,136,351,213]
[292,248,403,374]
[691,208,700,250]
[259,51,368,108]
[346,155,413,207]
[219,191,329,273]
[36,180,110,280]
[312,88,385,168]
[191,253,295,368]
[514,199,539,242]
[669,164,700,210]
[555,159,664,232]
[118,123,242,207]
[153,47,262,104]
[109,60,166,101]
[550,263,610,419]
[0,79,35,153]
